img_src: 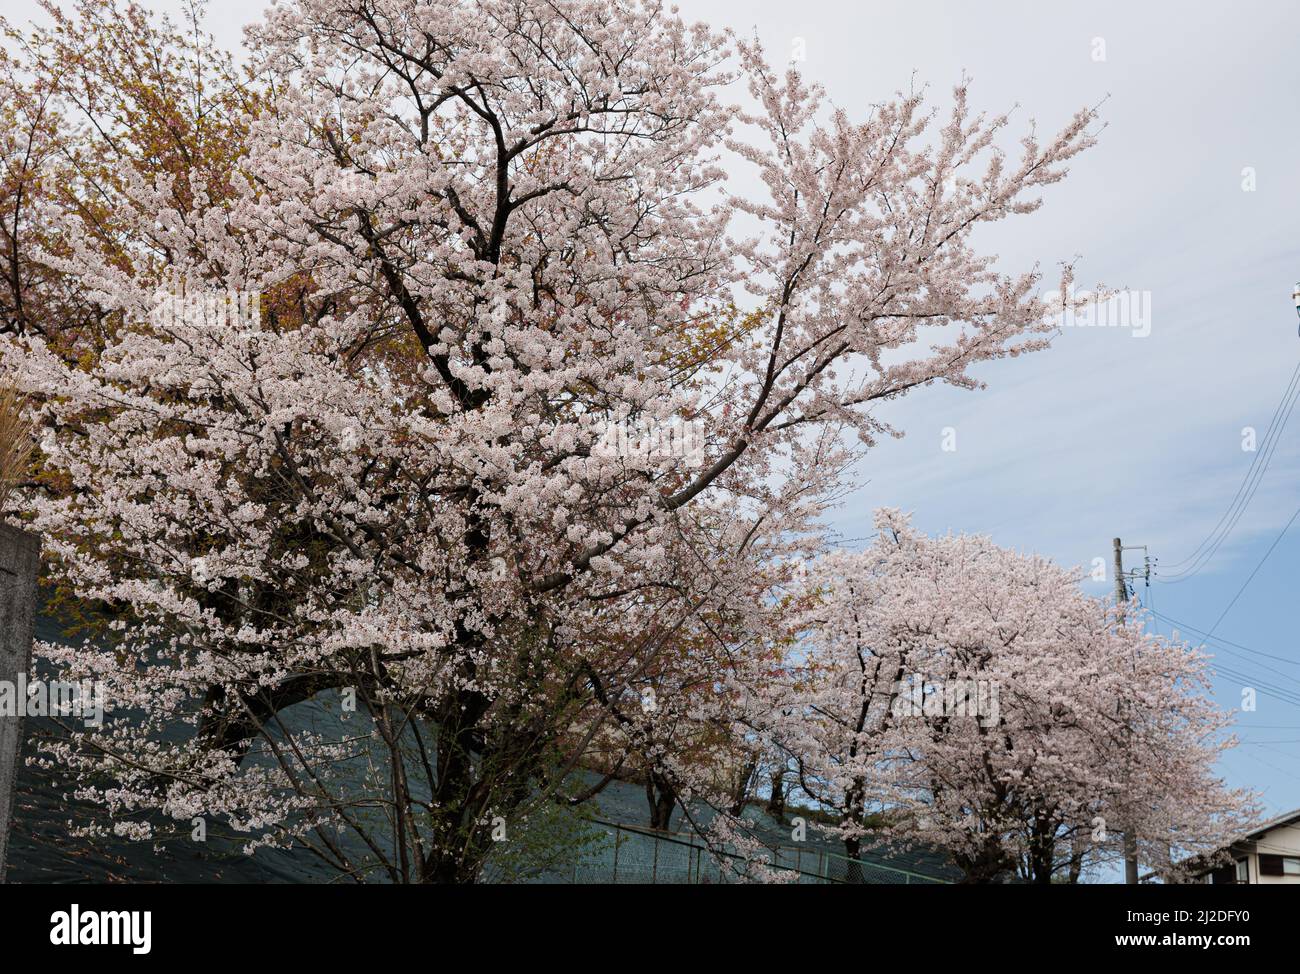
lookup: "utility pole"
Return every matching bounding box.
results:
[1113,537,1140,885]
[1112,537,1127,610]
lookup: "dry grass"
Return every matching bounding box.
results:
[0,385,33,515]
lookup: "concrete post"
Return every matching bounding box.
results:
[0,523,39,883]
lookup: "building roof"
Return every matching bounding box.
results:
[1239,807,1300,843]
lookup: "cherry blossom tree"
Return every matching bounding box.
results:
[751,542,924,880]
[2,0,1098,882]
[0,0,252,352]
[764,510,1257,884]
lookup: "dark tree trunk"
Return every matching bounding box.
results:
[843,835,866,884]
[420,684,495,884]
[729,755,759,816]
[953,837,1016,884]
[646,770,676,831]
[1067,832,1086,884]
[1028,818,1058,884]
[765,769,786,820]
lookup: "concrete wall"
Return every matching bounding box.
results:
[0,523,39,883]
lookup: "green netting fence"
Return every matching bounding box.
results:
[557,818,950,884]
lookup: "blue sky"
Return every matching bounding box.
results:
[11,0,1300,823]
[684,0,1300,819]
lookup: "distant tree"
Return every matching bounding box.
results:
[762,511,1257,884]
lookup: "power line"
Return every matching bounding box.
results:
[1158,358,1300,583]
[1239,750,1300,789]
[1148,604,1300,705]
[1147,602,1300,703]
[1167,401,1300,584]
[1159,357,1300,572]
[1209,662,1300,708]
[1202,504,1300,640]
[1149,609,1300,667]
[1207,665,1300,710]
